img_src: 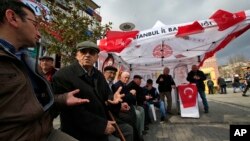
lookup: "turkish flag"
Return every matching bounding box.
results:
[210,10,246,31]
[178,83,198,108]
[176,21,204,37]
[99,30,139,53]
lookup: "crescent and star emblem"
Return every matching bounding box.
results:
[183,87,194,99]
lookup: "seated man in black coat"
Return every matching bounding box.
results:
[103,66,134,141]
[127,75,148,135]
[112,71,142,141]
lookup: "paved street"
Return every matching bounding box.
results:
[53,88,250,141]
[143,88,250,141]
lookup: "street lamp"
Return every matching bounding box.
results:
[119,22,135,31]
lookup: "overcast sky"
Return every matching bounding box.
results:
[93,0,250,65]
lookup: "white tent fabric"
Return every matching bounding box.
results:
[100,10,250,70]
[152,20,166,28]
[99,9,250,85]
[113,11,249,69]
[99,10,250,116]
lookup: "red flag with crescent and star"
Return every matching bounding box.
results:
[178,83,198,108]
[209,9,246,31]
[98,30,139,53]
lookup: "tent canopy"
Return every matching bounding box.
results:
[98,9,250,72]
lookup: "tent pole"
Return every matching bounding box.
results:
[161,40,164,66]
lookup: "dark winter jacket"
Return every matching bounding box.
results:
[156,74,175,92]
[52,62,118,141]
[127,81,145,106]
[187,70,207,91]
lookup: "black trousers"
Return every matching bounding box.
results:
[118,105,140,141]
[243,84,250,94]
[208,86,214,94]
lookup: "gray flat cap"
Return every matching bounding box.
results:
[76,41,100,53]
[39,56,54,61]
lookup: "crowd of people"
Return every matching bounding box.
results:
[1,1,250,141]
[217,69,250,96]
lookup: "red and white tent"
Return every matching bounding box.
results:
[98,9,250,75]
[98,9,250,118]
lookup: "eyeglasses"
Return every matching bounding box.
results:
[79,49,98,55]
[26,17,39,28]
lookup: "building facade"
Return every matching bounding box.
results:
[200,55,220,92]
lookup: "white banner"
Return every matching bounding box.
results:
[21,0,51,21]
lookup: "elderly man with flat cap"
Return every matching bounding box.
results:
[103,66,134,141]
[39,56,57,82]
[52,41,125,141]
[103,66,118,90]
[127,75,147,137]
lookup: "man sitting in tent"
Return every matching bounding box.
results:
[112,72,143,141]
[143,79,167,122]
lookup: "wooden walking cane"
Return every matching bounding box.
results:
[108,111,126,141]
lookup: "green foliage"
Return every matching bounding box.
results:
[40,0,111,66]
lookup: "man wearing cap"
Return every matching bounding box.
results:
[52,41,125,141]
[112,71,144,141]
[127,75,147,137]
[39,56,57,82]
[103,66,118,90]
[103,66,134,141]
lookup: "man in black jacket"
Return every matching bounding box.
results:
[112,72,142,141]
[52,41,124,141]
[187,65,209,113]
[103,66,134,141]
[127,75,148,136]
[156,67,176,115]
